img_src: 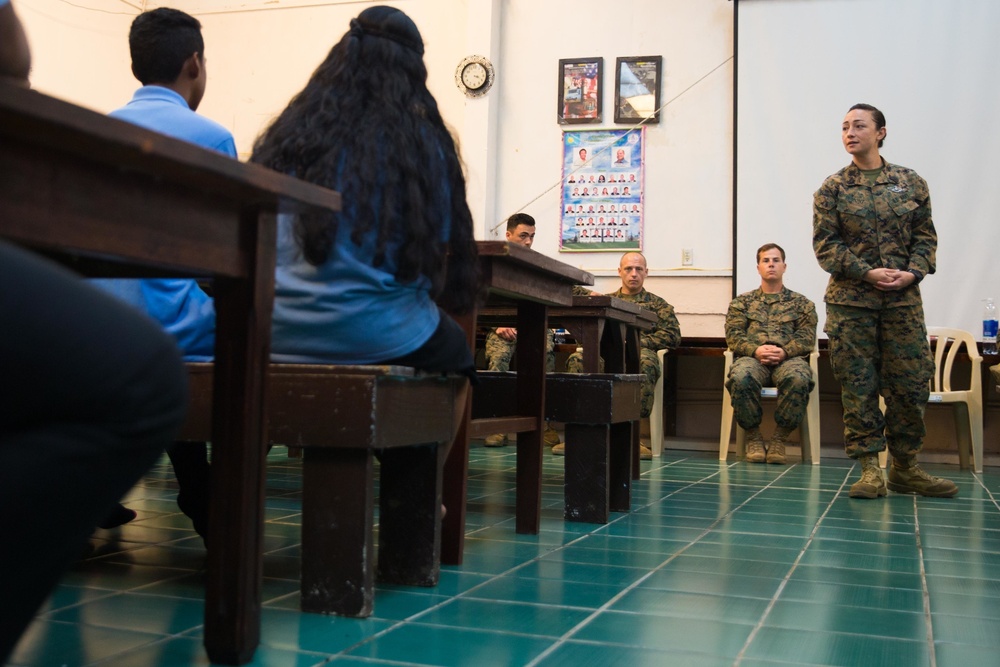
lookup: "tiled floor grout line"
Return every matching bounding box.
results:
[331,455,746,660]
[732,462,857,666]
[524,460,811,667]
[973,471,1000,512]
[913,495,938,667]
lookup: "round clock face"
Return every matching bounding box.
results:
[461,62,487,90]
[455,55,494,97]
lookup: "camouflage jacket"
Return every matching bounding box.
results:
[813,160,936,309]
[608,287,681,351]
[725,287,817,359]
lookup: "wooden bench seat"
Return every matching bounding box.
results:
[180,362,463,618]
[472,371,643,523]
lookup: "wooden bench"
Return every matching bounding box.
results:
[473,371,643,523]
[180,363,464,618]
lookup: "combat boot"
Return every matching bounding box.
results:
[766,425,792,465]
[543,424,562,446]
[887,461,958,498]
[745,427,765,463]
[849,454,886,499]
[484,433,507,447]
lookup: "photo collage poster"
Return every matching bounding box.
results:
[560,128,644,252]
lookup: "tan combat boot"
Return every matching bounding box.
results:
[849,454,887,499]
[887,461,958,498]
[766,425,792,465]
[543,424,562,446]
[745,427,765,464]
[484,433,508,447]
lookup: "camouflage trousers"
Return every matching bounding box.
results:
[484,329,555,372]
[565,346,660,418]
[825,303,934,463]
[725,355,813,431]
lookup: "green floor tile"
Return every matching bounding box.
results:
[542,641,732,666]
[764,599,926,640]
[745,626,930,666]
[571,610,753,658]
[344,623,553,665]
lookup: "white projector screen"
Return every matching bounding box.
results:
[736,0,1000,340]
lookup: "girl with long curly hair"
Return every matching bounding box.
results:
[252,5,479,381]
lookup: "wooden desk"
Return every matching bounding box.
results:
[480,295,656,480]
[479,295,654,373]
[442,241,592,564]
[0,84,340,665]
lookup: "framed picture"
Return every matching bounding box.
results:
[557,57,602,124]
[560,128,645,252]
[614,56,662,124]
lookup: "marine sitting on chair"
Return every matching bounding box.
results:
[725,243,817,464]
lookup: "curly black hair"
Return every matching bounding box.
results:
[251,5,479,314]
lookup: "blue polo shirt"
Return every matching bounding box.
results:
[94,86,236,360]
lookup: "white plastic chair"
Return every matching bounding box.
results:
[719,349,821,464]
[877,327,983,472]
[649,348,668,456]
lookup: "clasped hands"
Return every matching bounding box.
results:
[754,344,786,366]
[864,268,915,291]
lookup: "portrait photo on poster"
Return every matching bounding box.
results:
[558,57,602,124]
[560,128,645,252]
[614,56,662,124]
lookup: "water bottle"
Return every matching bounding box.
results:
[984,298,998,355]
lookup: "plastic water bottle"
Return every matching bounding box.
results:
[984,298,998,355]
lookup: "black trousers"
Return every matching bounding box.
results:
[0,242,188,662]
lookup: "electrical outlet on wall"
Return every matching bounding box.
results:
[681,248,694,266]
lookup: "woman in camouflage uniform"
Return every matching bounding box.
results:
[813,103,957,499]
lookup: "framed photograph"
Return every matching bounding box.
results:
[558,57,602,124]
[614,56,662,124]
[560,128,645,252]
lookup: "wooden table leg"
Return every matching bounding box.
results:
[609,421,633,511]
[563,423,609,524]
[441,310,475,565]
[377,444,441,586]
[515,301,546,534]
[301,448,375,617]
[203,212,273,665]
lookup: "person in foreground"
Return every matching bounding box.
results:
[483,212,560,448]
[93,7,238,539]
[725,243,816,464]
[252,7,478,445]
[1,8,188,660]
[559,251,681,460]
[813,103,957,499]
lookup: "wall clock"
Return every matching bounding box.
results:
[455,55,495,98]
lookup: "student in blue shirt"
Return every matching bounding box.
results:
[95,8,236,540]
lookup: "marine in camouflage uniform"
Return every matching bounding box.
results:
[812,104,956,499]
[725,286,817,437]
[566,286,681,418]
[814,159,936,466]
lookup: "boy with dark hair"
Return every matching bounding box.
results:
[483,213,561,447]
[94,7,238,540]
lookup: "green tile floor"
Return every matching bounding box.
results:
[10,444,1000,666]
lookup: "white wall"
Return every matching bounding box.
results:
[491,0,734,282]
[17,0,735,336]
